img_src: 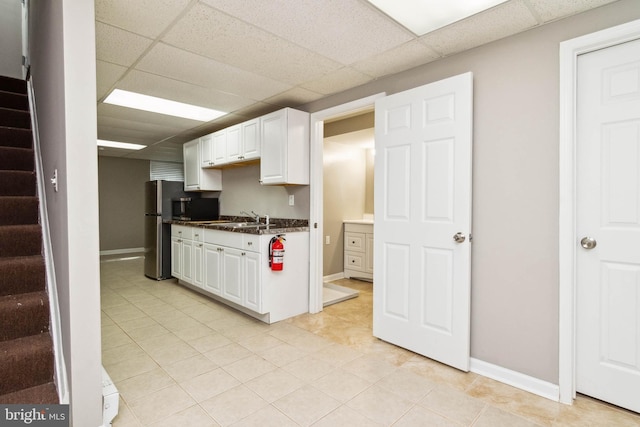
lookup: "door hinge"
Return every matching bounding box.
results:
[314,223,318,229]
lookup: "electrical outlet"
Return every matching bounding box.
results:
[325,235,330,245]
[288,195,295,206]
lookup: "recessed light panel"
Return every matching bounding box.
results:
[368,0,508,36]
[97,139,146,150]
[103,89,226,122]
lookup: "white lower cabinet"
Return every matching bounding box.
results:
[344,222,374,280]
[172,225,308,323]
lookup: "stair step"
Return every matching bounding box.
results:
[0,146,34,171]
[0,291,50,342]
[0,333,54,396]
[0,76,27,96]
[0,382,58,404]
[0,197,38,226]
[0,126,32,149]
[0,171,36,196]
[0,90,28,111]
[0,107,31,129]
[0,225,41,258]
[0,256,46,296]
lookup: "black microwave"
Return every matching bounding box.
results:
[172,198,219,221]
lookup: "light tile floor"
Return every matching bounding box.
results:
[102,256,640,426]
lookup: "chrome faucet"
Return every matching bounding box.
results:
[251,210,270,225]
[241,210,269,225]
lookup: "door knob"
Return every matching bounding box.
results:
[580,236,597,250]
[453,232,466,243]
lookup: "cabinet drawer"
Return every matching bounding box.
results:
[192,228,204,242]
[172,225,193,240]
[345,252,364,270]
[243,234,260,252]
[345,232,365,252]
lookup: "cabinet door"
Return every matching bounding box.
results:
[212,130,227,165]
[203,244,222,295]
[365,234,374,274]
[260,110,287,184]
[171,237,182,278]
[193,242,204,288]
[183,140,200,191]
[242,118,260,160]
[181,240,194,283]
[200,134,213,167]
[222,247,243,305]
[226,124,242,162]
[243,251,262,313]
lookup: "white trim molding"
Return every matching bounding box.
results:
[308,93,385,314]
[558,18,640,405]
[470,359,560,402]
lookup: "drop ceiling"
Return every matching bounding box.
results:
[95,0,618,162]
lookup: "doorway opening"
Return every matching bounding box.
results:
[308,94,385,314]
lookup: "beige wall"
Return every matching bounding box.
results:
[303,0,640,384]
[30,0,103,423]
[323,140,368,276]
[98,157,150,252]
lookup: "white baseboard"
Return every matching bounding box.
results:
[323,272,345,282]
[470,358,560,402]
[100,247,145,256]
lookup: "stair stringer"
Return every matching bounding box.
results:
[27,79,69,404]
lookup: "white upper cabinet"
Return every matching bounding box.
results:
[241,118,260,161]
[184,138,222,191]
[259,108,309,185]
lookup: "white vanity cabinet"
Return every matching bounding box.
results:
[183,139,222,191]
[344,221,374,280]
[259,108,309,185]
[171,225,308,323]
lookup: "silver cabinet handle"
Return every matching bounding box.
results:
[453,232,466,243]
[580,236,597,250]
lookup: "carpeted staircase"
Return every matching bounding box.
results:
[0,75,58,404]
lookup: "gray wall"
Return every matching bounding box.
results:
[29,0,103,424]
[219,163,309,219]
[0,0,22,79]
[303,0,640,384]
[98,157,150,252]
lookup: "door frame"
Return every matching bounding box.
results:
[308,93,386,314]
[558,18,640,405]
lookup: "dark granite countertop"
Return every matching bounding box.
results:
[166,216,309,235]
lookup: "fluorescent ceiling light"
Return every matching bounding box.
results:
[97,139,146,150]
[368,0,508,36]
[103,89,226,122]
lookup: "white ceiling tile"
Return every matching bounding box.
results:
[526,0,619,22]
[264,87,325,108]
[118,69,256,113]
[352,40,441,78]
[135,43,292,100]
[95,0,192,38]
[125,142,184,161]
[299,67,374,95]
[96,60,127,99]
[201,0,414,65]
[161,3,342,85]
[420,0,538,56]
[95,22,153,66]
[97,103,203,142]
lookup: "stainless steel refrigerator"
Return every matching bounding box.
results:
[144,180,186,280]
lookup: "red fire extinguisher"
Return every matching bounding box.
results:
[269,235,285,271]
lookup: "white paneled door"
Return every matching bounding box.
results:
[576,38,640,413]
[373,73,473,371]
